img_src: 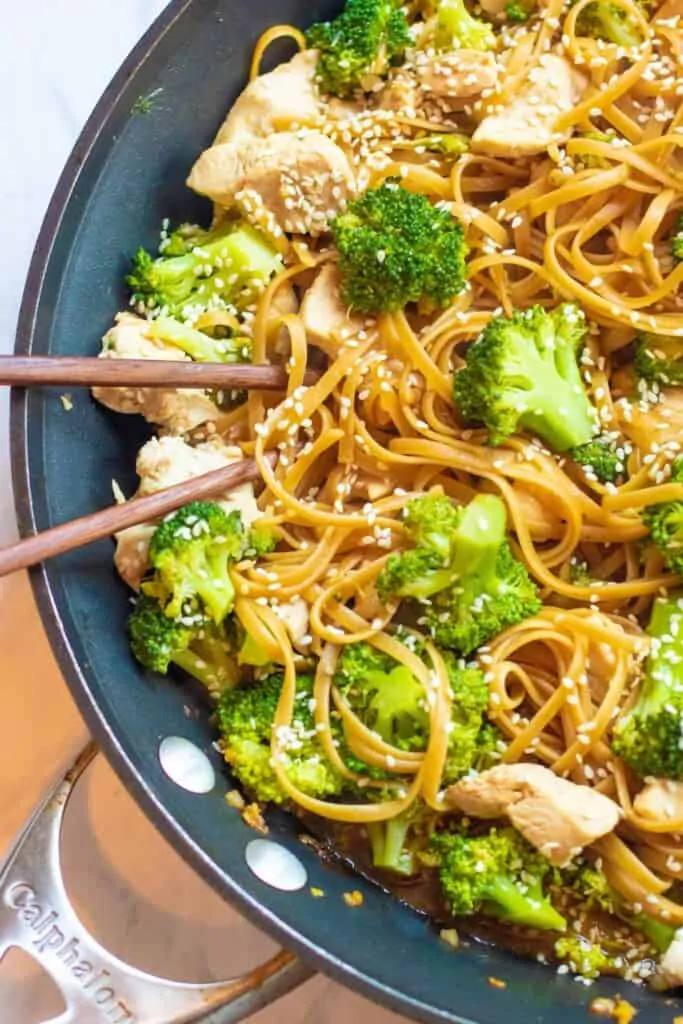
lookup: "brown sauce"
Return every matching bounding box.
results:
[297,814,659,978]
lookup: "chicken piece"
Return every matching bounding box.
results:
[378,72,420,115]
[268,281,299,356]
[92,313,221,434]
[327,96,369,122]
[348,472,395,503]
[114,523,158,591]
[135,435,260,525]
[634,779,683,823]
[619,388,683,455]
[478,0,509,15]
[472,55,587,158]
[273,598,311,650]
[187,131,356,238]
[652,931,683,990]
[115,436,261,590]
[414,50,499,110]
[269,281,298,323]
[510,486,565,542]
[445,763,621,866]
[214,50,321,146]
[300,264,363,358]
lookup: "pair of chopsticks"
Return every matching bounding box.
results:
[0,354,309,577]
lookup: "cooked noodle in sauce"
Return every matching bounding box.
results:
[97,0,683,990]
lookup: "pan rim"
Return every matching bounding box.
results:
[8,3,468,1021]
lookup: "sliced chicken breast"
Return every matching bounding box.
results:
[472,55,587,158]
[445,762,621,866]
[634,778,683,823]
[115,436,260,590]
[300,264,364,357]
[414,50,499,110]
[215,50,321,146]
[92,313,221,434]
[188,130,356,237]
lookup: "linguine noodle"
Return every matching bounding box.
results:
[226,2,683,924]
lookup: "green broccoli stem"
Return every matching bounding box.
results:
[149,317,250,363]
[238,631,273,667]
[484,876,567,931]
[171,649,223,688]
[450,494,507,579]
[391,494,507,600]
[367,811,416,875]
[630,912,675,953]
[185,225,281,290]
[400,133,470,157]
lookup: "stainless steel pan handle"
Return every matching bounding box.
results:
[0,743,313,1023]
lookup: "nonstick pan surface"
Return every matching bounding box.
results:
[11,2,680,1020]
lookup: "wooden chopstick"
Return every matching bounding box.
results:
[0,357,319,391]
[0,453,276,578]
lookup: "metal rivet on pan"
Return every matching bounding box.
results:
[158,736,216,794]
[245,839,308,891]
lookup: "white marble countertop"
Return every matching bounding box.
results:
[0,4,407,1022]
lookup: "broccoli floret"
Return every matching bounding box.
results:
[554,936,617,979]
[424,0,497,49]
[399,133,470,157]
[505,0,535,20]
[147,316,252,364]
[612,593,683,779]
[217,673,345,804]
[377,547,453,601]
[306,0,411,98]
[568,862,615,910]
[378,492,493,601]
[473,719,506,767]
[575,0,645,47]
[576,130,619,169]
[644,500,683,573]
[569,559,593,586]
[572,435,627,483]
[143,502,244,624]
[432,825,567,931]
[425,540,541,655]
[244,526,278,558]
[378,493,541,655]
[635,333,683,387]
[402,494,463,559]
[128,593,235,691]
[642,459,683,574]
[568,862,675,954]
[673,214,683,263]
[336,639,501,780]
[127,220,282,321]
[335,640,430,751]
[331,179,468,314]
[455,304,597,451]
[444,659,504,781]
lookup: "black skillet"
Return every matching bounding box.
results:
[6,1,682,1020]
